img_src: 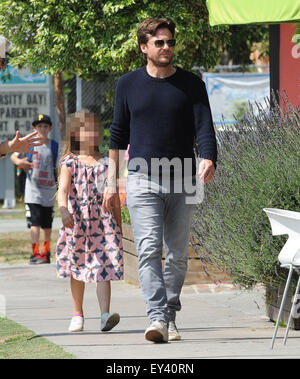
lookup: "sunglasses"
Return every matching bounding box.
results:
[153,39,176,48]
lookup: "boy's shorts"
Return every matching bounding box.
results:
[26,203,54,229]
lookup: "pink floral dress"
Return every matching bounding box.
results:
[56,154,124,283]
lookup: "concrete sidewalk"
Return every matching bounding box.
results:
[1,263,300,359]
[0,216,62,233]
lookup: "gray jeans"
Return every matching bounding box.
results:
[126,171,196,324]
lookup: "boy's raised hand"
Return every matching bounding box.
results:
[8,130,43,153]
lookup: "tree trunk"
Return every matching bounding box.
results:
[53,72,66,140]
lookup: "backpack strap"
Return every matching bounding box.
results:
[50,139,59,184]
[50,139,59,168]
[27,147,34,162]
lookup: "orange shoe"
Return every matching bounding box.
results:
[29,243,41,265]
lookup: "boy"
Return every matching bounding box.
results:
[11,114,58,264]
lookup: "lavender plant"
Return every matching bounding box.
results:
[191,95,300,290]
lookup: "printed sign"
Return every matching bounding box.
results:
[0,65,48,85]
[280,24,300,108]
[0,65,49,140]
[203,72,270,125]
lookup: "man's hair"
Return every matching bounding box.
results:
[137,17,176,62]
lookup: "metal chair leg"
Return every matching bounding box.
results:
[283,271,300,345]
[270,264,293,349]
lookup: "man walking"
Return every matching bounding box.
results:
[103,17,217,343]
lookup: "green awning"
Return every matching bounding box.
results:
[207,0,300,26]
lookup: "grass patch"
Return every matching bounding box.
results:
[0,231,59,264]
[273,321,287,327]
[0,317,76,359]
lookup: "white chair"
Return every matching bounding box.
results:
[263,208,300,349]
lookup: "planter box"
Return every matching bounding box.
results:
[266,285,300,330]
[122,223,231,287]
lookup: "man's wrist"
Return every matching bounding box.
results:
[201,158,217,170]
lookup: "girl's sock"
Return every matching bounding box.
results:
[101,312,109,319]
[73,313,83,317]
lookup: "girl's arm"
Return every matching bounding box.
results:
[57,164,74,229]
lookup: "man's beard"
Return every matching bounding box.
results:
[148,55,173,67]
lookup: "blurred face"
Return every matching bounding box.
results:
[140,27,175,67]
[33,122,52,140]
[70,114,100,154]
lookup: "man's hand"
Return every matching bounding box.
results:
[8,130,43,154]
[102,186,122,234]
[198,159,215,184]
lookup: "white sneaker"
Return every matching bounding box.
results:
[101,312,120,331]
[68,316,84,332]
[145,320,168,343]
[168,321,181,341]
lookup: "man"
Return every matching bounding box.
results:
[103,18,217,343]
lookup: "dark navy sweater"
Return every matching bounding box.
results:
[109,66,217,176]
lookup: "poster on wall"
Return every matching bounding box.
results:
[0,65,50,140]
[0,66,51,207]
[280,24,300,109]
[203,72,270,126]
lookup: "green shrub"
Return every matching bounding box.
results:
[121,205,131,224]
[191,96,300,289]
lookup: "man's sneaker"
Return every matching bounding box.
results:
[101,312,120,331]
[68,316,84,332]
[168,321,181,341]
[145,320,168,343]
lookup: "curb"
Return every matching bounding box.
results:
[181,281,236,294]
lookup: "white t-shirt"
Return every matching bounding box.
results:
[24,141,56,207]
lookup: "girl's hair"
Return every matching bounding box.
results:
[57,109,103,184]
[60,109,102,160]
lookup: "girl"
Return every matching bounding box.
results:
[56,110,124,333]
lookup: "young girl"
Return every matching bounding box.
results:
[56,110,124,333]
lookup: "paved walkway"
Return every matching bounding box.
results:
[1,210,300,358]
[1,263,300,359]
[0,215,62,233]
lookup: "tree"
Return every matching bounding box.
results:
[0,0,230,137]
[223,25,269,66]
[0,0,230,74]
